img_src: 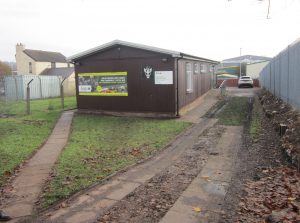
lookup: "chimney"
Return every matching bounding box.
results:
[16,43,25,53]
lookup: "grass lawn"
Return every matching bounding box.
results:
[217,97,248,126]
[216,96,262,137]
[41,115,191,207]
[0,97,76,187]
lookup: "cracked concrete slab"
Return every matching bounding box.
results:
[160,126,242,223]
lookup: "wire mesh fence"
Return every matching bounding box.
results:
[259,39,300,111]
[0,75,76,116]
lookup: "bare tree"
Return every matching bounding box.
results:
[0,61,12,76]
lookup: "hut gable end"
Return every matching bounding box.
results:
[78,45,172,63]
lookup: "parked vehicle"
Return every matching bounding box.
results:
[238,76,253,88]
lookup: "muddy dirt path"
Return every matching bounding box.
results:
[97,125,225,223]
[221,95,292,222]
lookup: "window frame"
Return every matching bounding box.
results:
[194,63,199,74]
[186,62,193,93]
[200,64,207,74]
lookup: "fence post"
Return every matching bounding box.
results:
[13,76,19,100]
[60,77,67,110]
[26,79,34,115]
[38,76,43,99]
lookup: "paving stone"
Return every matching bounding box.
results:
[64,210,97,223]
[160,210,220,223]
[20,164,53,176]
[12,174,46,188]
[204,155,235,171]
[106,181,141,200]
[159,126,242,223]
[117,171,155,183]
[199,167,232,182]
[3,203,33,218]
[88,180,123,197]
[46,138,67,145]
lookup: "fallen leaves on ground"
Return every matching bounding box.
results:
[259,89,300,166]
[237,167,300,223]
[193,207,202,212]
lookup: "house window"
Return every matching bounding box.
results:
[29,62,32,73]
[186,62,193,93]
[51,62,56,68]
[200,64,207,73]
[194,63,199,74]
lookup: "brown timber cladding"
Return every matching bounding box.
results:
[177,59,212,109]
[75,46,176,115]
[72,42,217,117]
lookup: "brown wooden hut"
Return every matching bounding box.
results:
[68,40,219,117]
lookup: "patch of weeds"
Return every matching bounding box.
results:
[48,103,54,110]
[249,97,262,139]
[204,99,227,118]
[217,97,248,126]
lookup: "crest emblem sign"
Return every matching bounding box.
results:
[144,66,153,79]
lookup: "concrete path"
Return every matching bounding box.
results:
[226,87,260,97]
[33,90,221,223]
[160,126,242,223]
[41,119,218,223]
[0,111,74,222]
[179,89,219,123]
[0,88,222,223]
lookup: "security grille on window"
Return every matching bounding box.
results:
[200,64,207,73]
[194,63,199,74]
[186,62,193,93]
[209,65,214,73]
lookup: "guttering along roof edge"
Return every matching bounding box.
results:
[67,40,181,61]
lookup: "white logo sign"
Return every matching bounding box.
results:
[155,71,173,85]
[144,66,153,79]
[79,85,92,92]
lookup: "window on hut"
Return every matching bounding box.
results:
[29,62,32,73]
[186,62,193,93]
[200,64,207,74]
[194,63,199,74]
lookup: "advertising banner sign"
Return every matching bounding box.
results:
[78,72,128,96]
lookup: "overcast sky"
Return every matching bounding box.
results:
[1,0,300,62]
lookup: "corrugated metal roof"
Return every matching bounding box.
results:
[68,40,219,64]
[40,67,74,78]
[223,55,272,63]
[23,49,67,62]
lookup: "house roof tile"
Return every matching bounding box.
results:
[23,49,67,63]
[40,67,74,78]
